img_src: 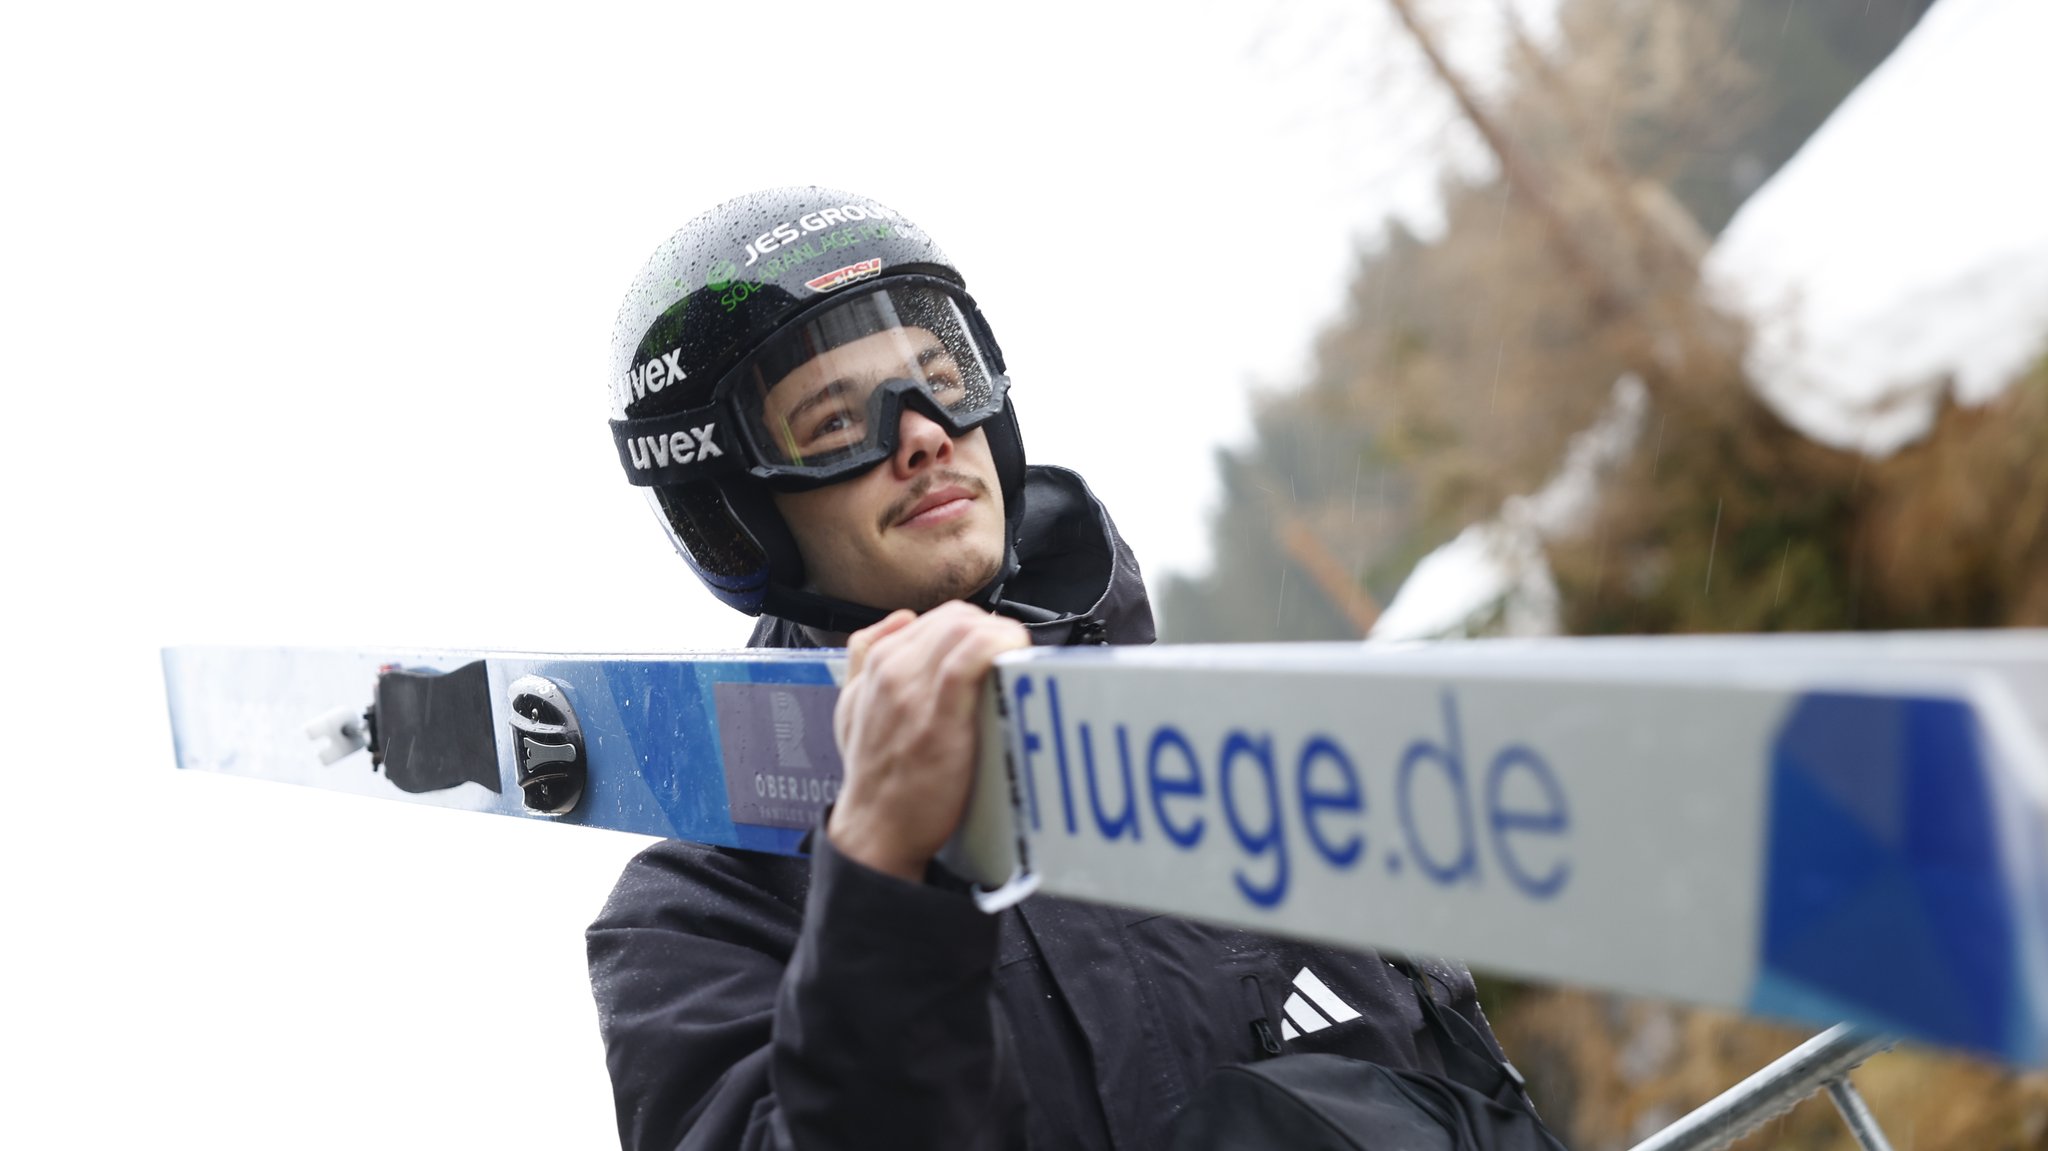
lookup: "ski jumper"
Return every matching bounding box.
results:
[587,466,1509,1149]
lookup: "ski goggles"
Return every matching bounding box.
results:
[610,281,1009,492]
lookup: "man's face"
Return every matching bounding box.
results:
[763,326,1007,614]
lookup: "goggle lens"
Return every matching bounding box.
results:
[734,285,1002,482]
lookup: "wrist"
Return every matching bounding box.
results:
[825,803,928,882]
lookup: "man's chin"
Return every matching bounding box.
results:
[902,545,1007,614]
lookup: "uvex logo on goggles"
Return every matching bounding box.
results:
[626,424,722,472]
[610,406,741,487]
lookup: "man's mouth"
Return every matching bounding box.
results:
[884,473,986,530]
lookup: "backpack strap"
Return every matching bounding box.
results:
[1391,959,1531,1107]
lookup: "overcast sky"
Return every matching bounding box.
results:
[2,2,1526,1145]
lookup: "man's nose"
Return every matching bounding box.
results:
[890,406,954,478]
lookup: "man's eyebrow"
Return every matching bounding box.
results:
[781,346,952,427]
[782,377,853,430]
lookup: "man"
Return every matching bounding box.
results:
[589,187,1512,1149]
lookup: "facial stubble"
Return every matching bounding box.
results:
[881,469,1006,612]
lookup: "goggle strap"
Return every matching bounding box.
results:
[609,404,745,487]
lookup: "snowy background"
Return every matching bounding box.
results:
[4,0,2037,1145]
[1706,0,2048,456]
[1369,0,2048,643]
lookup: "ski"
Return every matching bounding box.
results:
[163,646,853,858]
[162,631,2048,1065]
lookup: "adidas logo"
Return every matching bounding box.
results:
[1279,967,1361,1041]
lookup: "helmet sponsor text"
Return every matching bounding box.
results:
[624,348,688,403]
[805,258,883,293]
[757,223,891,283]
[720,221,897,311]
[741,202,900,267]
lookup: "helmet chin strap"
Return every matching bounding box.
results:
[762,585,891,637]
[990,599,1061,624]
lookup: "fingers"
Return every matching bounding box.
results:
[836,603,1026,742]
[845,609,917,679]
[931,612,1029,714]
[826,602,1033,879]
[862,602,1021,694]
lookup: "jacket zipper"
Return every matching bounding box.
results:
[1240,974,1282,1060]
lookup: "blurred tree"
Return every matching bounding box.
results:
[1161,0,1946,643]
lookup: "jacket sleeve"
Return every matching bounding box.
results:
[586,833,1023,1151]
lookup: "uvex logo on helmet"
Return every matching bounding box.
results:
[624,348,688,403]
[626,424,723,472]
[742,203,901,267]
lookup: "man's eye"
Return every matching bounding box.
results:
[807,411,862,445]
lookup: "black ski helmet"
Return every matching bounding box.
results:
[608,187,1026,632]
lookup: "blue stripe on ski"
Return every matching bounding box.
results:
[1754,692,2030,1061]
[504,657,838,853]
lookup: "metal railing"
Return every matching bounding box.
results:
[1628,1024,1896,1151]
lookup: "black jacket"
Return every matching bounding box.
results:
[588,465,1506,1149]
